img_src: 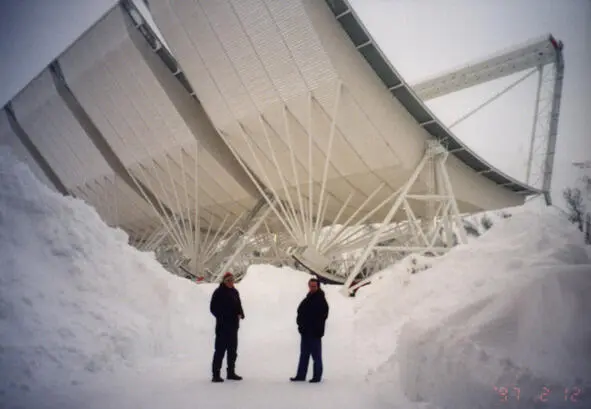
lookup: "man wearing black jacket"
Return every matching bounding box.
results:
[290,277,329,383]
[210,272,245,383]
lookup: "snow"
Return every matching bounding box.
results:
[356,206,591,408]
[1,144,590,409]
[0,147,209,406]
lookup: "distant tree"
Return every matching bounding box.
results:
[585,176,591,244]
[583,175,591,194]
[563,187,585,232]
[585,213,591,245]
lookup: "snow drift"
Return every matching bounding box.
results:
[0,148,211,406]
[358,207,591,409]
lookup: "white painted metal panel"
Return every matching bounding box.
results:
[11,69,113,189]
[8,67,165,233]
[150,0,523,222]
[0,110,54,190]
[149,0,396,223]
[72,175,159,234]
[57,6,254,223]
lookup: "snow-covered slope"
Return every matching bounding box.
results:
[356,206,591,409]
[0,147,216,407]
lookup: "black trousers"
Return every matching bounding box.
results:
[212,329,238,375]
[295,335,323,380]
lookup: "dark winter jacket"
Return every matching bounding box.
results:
[296,289,329,338]
[210,284,245,334]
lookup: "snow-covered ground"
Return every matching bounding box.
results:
[1,145,590,409]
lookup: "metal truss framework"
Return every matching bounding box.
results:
[341,141,468,293]
[529,59,564,200]
[210,79,468,287]
[0,0,566,291]
[412,34,565,204]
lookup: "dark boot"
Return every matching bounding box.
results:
[309,378,321,383]
[212,372,224,383]
[227,371,242,381]
[290,377,305,382]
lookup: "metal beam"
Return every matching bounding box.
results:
[412,34,561,101]
[542,41,565,204]
[526,66,544,185]
[4,104,69,195]
[214,201,274,281]
[206,197,269,277]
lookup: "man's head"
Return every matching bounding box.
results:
[222,272,235,288]
[308,278,320,294]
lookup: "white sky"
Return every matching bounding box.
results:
[0,0,589,206]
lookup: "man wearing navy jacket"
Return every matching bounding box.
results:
[290,277,330,383]
[210,272,245,383]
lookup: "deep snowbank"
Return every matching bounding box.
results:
[358,207,591,408]
[0,148,210,406]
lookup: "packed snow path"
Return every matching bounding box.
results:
[32,285,388,409]
[53,285,394,409]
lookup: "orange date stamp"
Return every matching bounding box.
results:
[493,385,584,404]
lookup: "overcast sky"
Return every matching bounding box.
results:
[0,0,589,207]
